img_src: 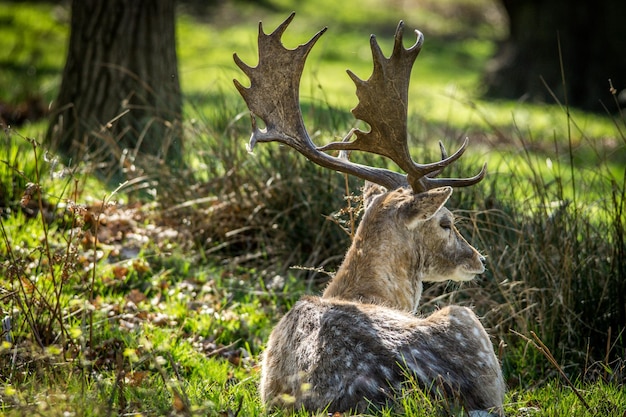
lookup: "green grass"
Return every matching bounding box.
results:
[0,3,68,104]
[1,1,625,416]
[505,380,626,417]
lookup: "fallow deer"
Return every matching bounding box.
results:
[234,13,505,415]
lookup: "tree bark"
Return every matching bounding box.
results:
[47,0,183,177]
[483,0,626,112]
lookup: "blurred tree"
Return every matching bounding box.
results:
[483,0,625,112]
[46,0,183,177]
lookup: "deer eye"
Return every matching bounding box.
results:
[440,219,452,230]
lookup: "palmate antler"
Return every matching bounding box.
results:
[233,13,485,192]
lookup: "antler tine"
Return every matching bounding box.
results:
[233,13,408,191]
[418,139,487,190]
[424,141,449,179]
[420,161,487,189]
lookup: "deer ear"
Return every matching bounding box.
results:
[404,186,453,229]
[363,181,387,209]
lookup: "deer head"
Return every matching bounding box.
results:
[234,13,487,312]
[324,183,485,311]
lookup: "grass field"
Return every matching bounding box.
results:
[1,1,625,416]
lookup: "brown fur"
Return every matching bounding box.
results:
[260,185,505,415]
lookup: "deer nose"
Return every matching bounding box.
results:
[479,255,487,266]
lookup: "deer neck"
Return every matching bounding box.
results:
[322,232,423,312]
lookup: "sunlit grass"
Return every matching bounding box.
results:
[0,3,68,103]
[505,380,626,416]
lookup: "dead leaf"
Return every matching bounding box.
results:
[112,265,129,279]
[126,289,146,305]
[150,313,172,327]
[20,276,35,294]
[125,370,148,386]
[172,391,187,412]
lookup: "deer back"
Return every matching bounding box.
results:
[260,296,505,414]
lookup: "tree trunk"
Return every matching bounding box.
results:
[483,0,626,112]
[47,0,183,178]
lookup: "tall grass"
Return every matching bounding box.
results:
[163,96,359,284]
[0,129,275,415]
[471,136,625,385]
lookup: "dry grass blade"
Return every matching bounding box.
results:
[512,329,591,411]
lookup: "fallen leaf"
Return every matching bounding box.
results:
[112,265,129,279]
[125,370,148,386]
[172,392,187,412]
[126,289,147,305]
